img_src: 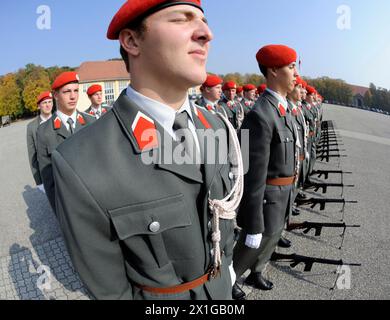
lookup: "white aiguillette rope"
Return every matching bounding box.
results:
[208,112,244,277]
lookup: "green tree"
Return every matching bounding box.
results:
[0,73,22,117]
[22,66,51,113]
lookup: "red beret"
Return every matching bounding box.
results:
[203,74,223,88]
[243,84,256,92]
[52,72,79,90]
[107,0,203,40]
[37,91,53,105]
[306,85,316,95]
[256,44,297,68]
[87,84,103,96]
[295,76,303,87]
[257,84,267,94]
[236,86,243,93]
[222,81,237,91]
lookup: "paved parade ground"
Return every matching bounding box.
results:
[0,104,390,300]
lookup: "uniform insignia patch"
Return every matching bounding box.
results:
[77,114,86,125]
[54,117,61,130]
[278,103,286,117]
[132,112,158,151]
[195,108,212,129]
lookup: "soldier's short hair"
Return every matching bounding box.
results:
[258,64,268,78]
[119,17,148,73]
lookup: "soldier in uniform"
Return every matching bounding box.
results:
[26,91,53,193]
[51,0,241,300]
[37,72,95,212]
[195,74,223,112]
[287,77,308,216]
[85,84,112,119]
[236,86,244,103]
[241,84,257,115]
[219,81,244,129]
[233,44,298,296]
[303,85,319,181]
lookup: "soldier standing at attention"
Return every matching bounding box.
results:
[85,84,111,119]
[241,84,257,115]
[219,81,241,129]
[27,91,53,193]
[236,86,244,103]
[233,44,298,297]
[37,72,95,212]
[196,74,223,112]
[51,0,242,300]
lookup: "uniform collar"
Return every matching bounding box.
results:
[203,97,218,107]
[266,88,288,110]
[56,110,77,128]
[127,86,195,139]
[39,114,52,123]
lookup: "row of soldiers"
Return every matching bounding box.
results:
[26,0,324,300]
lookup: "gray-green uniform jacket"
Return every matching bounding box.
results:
[27,116,44,185]
[237,90,296,236]
[51,91,236,300]
[36,111,95,212]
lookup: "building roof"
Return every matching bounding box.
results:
[76,60,129,83]
[350,84,369,97]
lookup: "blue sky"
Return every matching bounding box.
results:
[1,0,390,89]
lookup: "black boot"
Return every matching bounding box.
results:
[244,272,274,291]
[232,282,246,300]
[278,237,292,248]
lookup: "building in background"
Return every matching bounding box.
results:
[76,60,201,111]
[76,60,130,111]
[350,84,369,108]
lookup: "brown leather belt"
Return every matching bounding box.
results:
[299,155,305,161]
[136,270,213,295]
[266,176,296,186]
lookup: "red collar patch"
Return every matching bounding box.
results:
[278,103,286,117]
[77,114,86,126]
[132,112,158,152]
[194,107,212,129]
[102,108,107,114]
[206,104,213,111]
[54,117,61,130]
[292,107,298,116]
[89,110,95,116]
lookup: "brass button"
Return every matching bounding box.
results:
[149,221,161,233]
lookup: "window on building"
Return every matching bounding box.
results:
[104,82,115,106]
[118,80,129,93]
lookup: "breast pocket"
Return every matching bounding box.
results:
[108,194,193,269]
[276,129,294,165]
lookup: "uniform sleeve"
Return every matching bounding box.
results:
[52,150,133,300]
[237,110,272,234]
[36,126,56,211]
[26,124,42,185]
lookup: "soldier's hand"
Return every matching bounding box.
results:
[245,234,263,249]
[37,184,46,194]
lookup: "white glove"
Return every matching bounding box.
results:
[245,234,263,249]
[229,263,236,286]
[37,184,46,194]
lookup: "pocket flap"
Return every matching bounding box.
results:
[108,194,191,240]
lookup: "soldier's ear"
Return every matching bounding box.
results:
[119,29,141,58]
[269,67,278,78]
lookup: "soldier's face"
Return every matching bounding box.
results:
[237,91,243,98]
[134,5,213,91]
[276,62,298,94]
[224,89,236,101]
[90,91,103,106]
[245,89,256,101]
[289,85,302,101]
[38,99,53,116]
[54,83,79,114]
[206,84,222,102]
[301,89,307,100]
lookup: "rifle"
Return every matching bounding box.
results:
[295,197,358,220]
[271,252,361,272]
[310,170,352,180]
[305,182,354,195]
[287,221,360,249]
